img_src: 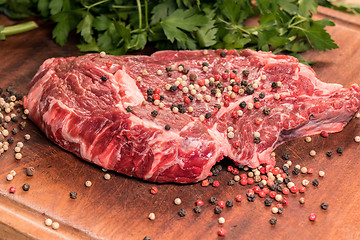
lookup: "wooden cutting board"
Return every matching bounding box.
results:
[0,7,360,240]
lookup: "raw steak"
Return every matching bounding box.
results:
[24,49,360,183]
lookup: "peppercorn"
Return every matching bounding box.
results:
[150,186,158,194]
[259,92,265,99]
[245,84,254,95]
[242,70,250,77]
[321,202,329,210]
[214,206,222,214]
[202,62,209,67]
[211,88,217,95]
[247,195,255,202]
[264,198,273,206]
[309,213,316,221]
[167,72,172,77]
[284,177,291,184]
[189,73,197,81]
[239,101,246,108]
[258,182,265,189]
[165,125,171,131]
[22,183,30,191]
[326,151,332,157]
[292,168,300,175]
[11,116,19,123]
[269,217,277,225]
[194,206,202,214]
[205,113,212,119]
[26,167,35,176]
[271,82,278,89]
[228,179,235,186]
[8,137,14,144]
[126,106,133,112]
[150,110,158,117]
[182,68,189,74]
[241,80,248,86]
[226,200,233,207]
[253,97,259,103]
[178,209,186,217]
[170,86,177,92]
[11,128,18,135]
[312,179,319,186]
[19,121,26,130]
[213,180,220,187]
[209,196,218,205]
[143,236,151,240]
[336,147,343,154]
[101,75,107,81]
[208,177,215,184]
[69,191,77,199]
[220,51,227,57]
[263,107,271,115]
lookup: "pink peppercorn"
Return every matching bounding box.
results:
[262,188,269,195]
[254,102,261,109]
[255,118,263,125]
[290,186,298,193]
[309,213,317,221]
[231,111,238,118]
[307,168,313,174]
[253,186,261,193]
[154,88,161,94]
[247,189,255,196]
[267,180,274,186]
[218,201,225,208]
[233,141,240,148]
[222,73,229,80]
[153,94,160,100]
[259,191,266,198]
[247,178,254,185]
[224,94,230,101]
[235,194,243,202]
[184,96,191,103]
[202,179,210,187]
[240,174,247,179]
[320,131,328,138]
[9,187,15,193]
[240,179,247,186]
[178,84,183,90]
[299,186,306,193]
[230,72,236,79]
[281,173,287,179]
[276,203,282,208]
[227,166,234,172]
[269,191,277,198]
[282,188,290,195]
[272,168,279,175]
[232,85,240,92]
[261,175,268,180]
[260,167,266,175]
[231,168,239,175]
[150,187,158,194]
[106,60,112,68]
[282,197,288,206]
[196,200,204,206]
[198,79,205,86]
[215,75,221,81]
[218,228,226,236]
[213,180,220,187]
[224,101,230,107]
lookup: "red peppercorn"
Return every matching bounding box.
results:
[267,180,274,186]
[320,131,328,138]
[198,79,205,86]
[233,141,240,148]
[299,186,306,193]
[106,60,112,68]
[260,167,266,175]
[208,172,213,176]
[202,179,210,187]
[224,100,230,107]
[232,85,240,93]
[259,191,266,198]
[253,186,261,193]
[215,75,221,81]
[224,94,230,101]
[231,168,239,175]
[218,228,226,236]
[267,166,274,173]
[247,189,254,196]
[9,186,15,193]
[256,118,263,125]
[240,179,247,186]
[196,199,204,206]
[247,178,254,185]
[227,166,234,172]
[153,94,160,100]
[177,84,183,90]
[230,72,236,79]
[150,186,158,194]
[234,77,240,83]
[281,173,287,179]
[240,174,247,179]
[235,194,243,202]
[278,169,283,174]
[307,168,313,174]
[272,168,279,175]
[218,201,225,208]
[262,187,269,195]
[154,88,161,94]
[261,175,268,181]
[276,203,282,208]
[282,188,290,195]
[213,180,220,187]
[282,197,288,206]
[290,186,298,193]
[254,102,261,109]
[309,213,317,221]
[231,111,238,118]
[269,191,277,198]
[222,73,229,80]
[184,96,191,104]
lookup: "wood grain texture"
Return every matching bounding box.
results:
[0,8,360,240]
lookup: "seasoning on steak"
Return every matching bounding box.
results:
[24,49,360,183]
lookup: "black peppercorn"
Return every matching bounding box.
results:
[282,165,289,173]
[182,68,189,74]
[167,72,172,77]
[312,179,319,186]
[202,62,209,67]
[8,137,14,144]
[214,104,221,109]
[282,153,290,160]
[165,66,172,72]
[170,85,177,92]
[147,96,154,102]
[209,80,214,86]
[11,128,18,135]
[321,202,329,210]
[326,151,332,157]
[208,177,214,184]
[101,75,107,81]
[160,95,164,101]
[254,137,261,144]
[284,177,291,184]
[147,88,154,95]
[211,88,217,95]
[226,200,233,207]
[178,104,185,113]
[270,217,277,225]
[241,80,248,86]
[194,206,202,214]
[143,236,151,240]
[26,167,35,176]
[11,116,19,122]
[214,206,222,214]
[126,106,133,112]
[271,82,278,89]
[189,73,197,81]
[253,97,259,103]
[259,92,265,99]
[188,95,194,101]
[269,184,276,191]
[292,168,300,175]
[278,207,284,214]
[70,191,77,199]
[19,121,26,130]
[22,183,30,191]
[216,82,224,92]
[239,101,247,108]
[205,112,212,119]
[242,70,250,77]
[151,110,158,117]
[165,125,171,131]
[228,179,235,186]
[264,198,273,207]
[245,85,254,95]
[263,107,271,115]
[178,209,186,217]
[258,182,264,189]
[247,195,255,202]
[238,163,244,169]
[220,51,227,57]
[336,147,343,154]
[209,196,218,205]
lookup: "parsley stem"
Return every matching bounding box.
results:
[144,0,149,30]
[1,21,38,36]
[112,5,141,9]
[136,0,142,30]
[84,0,110,9]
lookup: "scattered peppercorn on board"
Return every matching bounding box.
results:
[0,7,360,240]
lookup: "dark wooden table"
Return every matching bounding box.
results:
[0,7,360,240]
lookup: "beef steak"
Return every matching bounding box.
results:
[24,49,360,183]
